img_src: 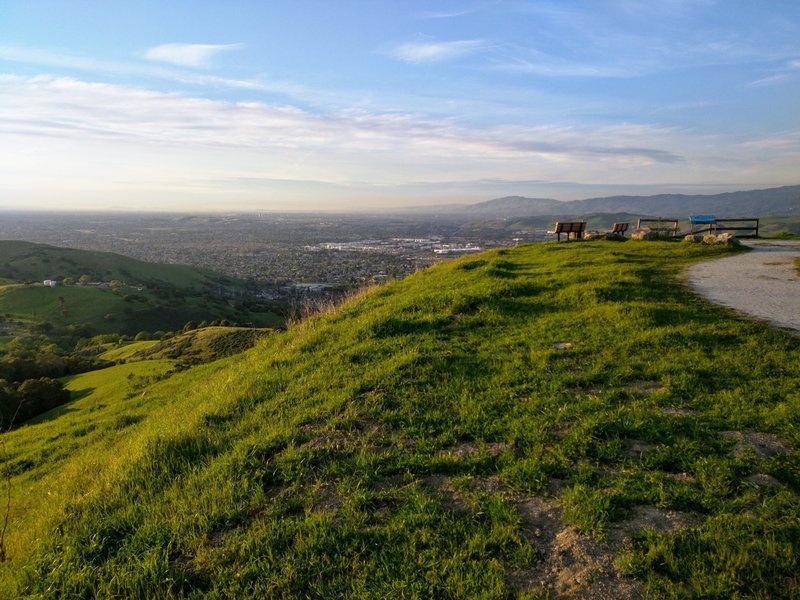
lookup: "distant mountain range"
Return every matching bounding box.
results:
[416,185,800,219]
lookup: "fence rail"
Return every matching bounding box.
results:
[713,218,759,237]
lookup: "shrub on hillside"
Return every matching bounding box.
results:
[0,377,71,427]
[17,378,71,421]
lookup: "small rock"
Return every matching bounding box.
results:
[631,229,661,241]
[702,233,741,246]
[746,473,781,488]
[553,342,573,350]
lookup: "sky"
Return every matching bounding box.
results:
[1,0,799,212]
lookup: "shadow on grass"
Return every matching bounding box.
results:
[69,387,95,402]
[24,387,96,427]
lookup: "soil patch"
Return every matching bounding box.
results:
[510,497,645,599]
[437,441,511,459]
[661,407,698,416]
[626,439,655,457]
[623,381,665,395]
[721,431,790,459]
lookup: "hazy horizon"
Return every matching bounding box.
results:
[1,183,799,216]
[2,1,799,212]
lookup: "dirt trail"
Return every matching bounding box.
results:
[686,240,800,334]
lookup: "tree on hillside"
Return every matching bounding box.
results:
[29,321,53,334]
[16,378,70,422]
[78,275,91,285]
[62,277,74,286]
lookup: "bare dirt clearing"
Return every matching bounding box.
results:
[686,240,800,334]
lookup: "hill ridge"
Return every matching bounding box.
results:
[0,240,241,291]
[462,184,800,218]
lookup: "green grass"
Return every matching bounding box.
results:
[0,284,127,325]
[0,242,287,336]
[0,360,178,568]
[0,284,284,336]
[101,327,274,365]
[99,340,161,361]
[1,240,798,598]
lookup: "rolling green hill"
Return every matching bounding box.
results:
[0,283,283,337]
[0,240,241,291]
[0,241,286,337]
[98,339,161,362]
[1,241,798,598]
[102,326,274,365]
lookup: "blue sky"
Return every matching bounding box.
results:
[1,0,799,211]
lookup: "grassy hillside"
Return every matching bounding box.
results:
[0,240,241,291]
[759,216,800,237]
[1,241,798,598]
[102,327,275,365]
[0,240,286,337]
[0,284,124,325]
[0,283,283,336]
[99,340,161,361]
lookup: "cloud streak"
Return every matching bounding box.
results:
[143,43,243,68]
[0,44,300,96]
[417,1,499,19]
[391,39,488,63]
[0,75,681,164]
[746,58,800,87]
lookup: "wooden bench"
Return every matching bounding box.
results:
[547,221,586,241]
[609,222,629,236]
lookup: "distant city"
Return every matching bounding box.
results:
[0,212,534,299]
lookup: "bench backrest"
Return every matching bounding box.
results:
[611,222,629,233]
[553,221,586,233]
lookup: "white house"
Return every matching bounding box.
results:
[43,280,58,287]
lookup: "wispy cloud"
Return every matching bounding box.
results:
[737,131,800,151]
[493,2,799,79]
[0,75,685,164]
[143,43,243,68]
[486,48,639,78]
[391,39,488,63]
[746,58,800,87]
[3,74,793,209]
[0,44,296,94]
[417,1,499,19]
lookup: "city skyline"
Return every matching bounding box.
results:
[1,0,799,212]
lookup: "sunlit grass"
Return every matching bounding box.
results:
[2,240,798,598]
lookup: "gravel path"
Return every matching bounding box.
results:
[686,240,800,335]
